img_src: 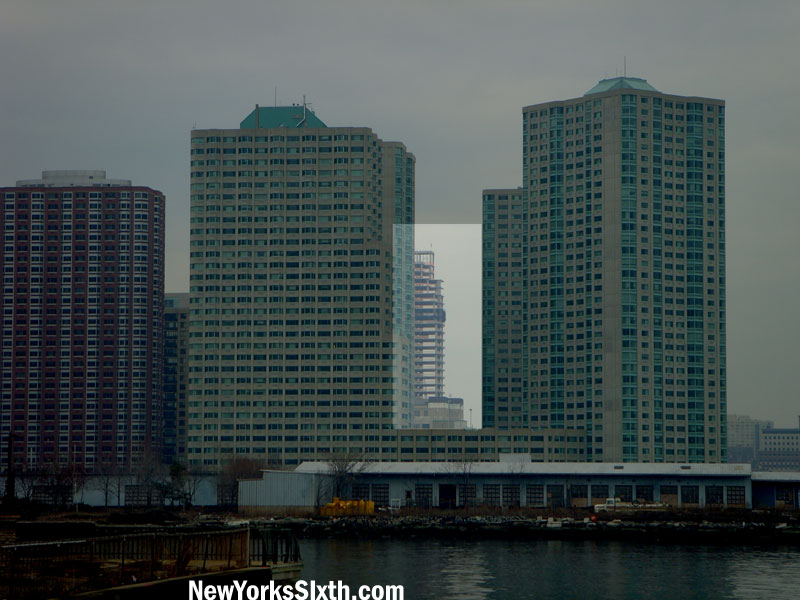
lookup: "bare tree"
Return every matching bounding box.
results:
[93,462,123,507]
[64,462,88,508]
[164,461,206,508]
[323,452,370,499]
[183,468,205,507]
[218,458,266,509]
[110,466,127,507]
[17,467,40,502]
[441,456,477,509]
[35,461,83,507]
[502,455,528,509]
[130,452,168,508]
[164,462,187,507]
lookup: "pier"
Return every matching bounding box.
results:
[0,525,302,599]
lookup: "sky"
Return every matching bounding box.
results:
[416,225,482,424]
[1,0,798,426]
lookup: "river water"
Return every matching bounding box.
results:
[299,538,800,599]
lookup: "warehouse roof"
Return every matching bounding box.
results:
[751,471,800,482]
[293,461,751,477]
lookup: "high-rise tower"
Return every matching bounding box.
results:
[0,170,165,474]
[187,105,414,468]
[163,293,189,465]
[413,250,445,403]
[483,78,726,463]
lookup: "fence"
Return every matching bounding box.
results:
[0,526,299,599]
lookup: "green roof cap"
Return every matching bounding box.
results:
[240,106,327,129]
[584,77,659,96]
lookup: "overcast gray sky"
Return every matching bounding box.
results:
[1,0,798,426]
[416,225,481,423]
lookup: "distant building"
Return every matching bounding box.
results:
[757,418,800,471]
[413,250,445,404]
[0,170,165,474]
[163,293,189,465]
[727,414,773,465]
[412,396,467,429]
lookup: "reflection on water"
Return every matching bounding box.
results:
[727,548,800,599]
[439,545,492,600]
[299,538,800,600]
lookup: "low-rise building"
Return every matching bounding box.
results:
[241,461,754,512]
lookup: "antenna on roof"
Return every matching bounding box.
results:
[297,95,308,128]
[624,56,627,77]
[274,86,277,107]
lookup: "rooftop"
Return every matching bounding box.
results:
[584,76,659,96]
[752,471,800,482]
[15,170,133,187]
[240,105,327,129]
[294,461,751,477]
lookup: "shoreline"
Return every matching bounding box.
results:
[270,514,800,545]
[6,510,800,547]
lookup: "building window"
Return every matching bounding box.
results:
[502,484,521,508]
[705,485,723,506]
[414,483,433,508]
[370,483,389,507]
[681,485,699,505]
[615,485,633,502]
[483,484,501,507]
[726,486,745,506]
[527,484,545,507]
[635,485,654,502]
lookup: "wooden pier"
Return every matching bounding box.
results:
[0,525,302,599]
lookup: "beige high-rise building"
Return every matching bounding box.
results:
[187,105,414,468]
[484,77,726,463]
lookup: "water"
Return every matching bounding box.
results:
[299,538,800,599]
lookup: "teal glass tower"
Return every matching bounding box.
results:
[483,78,726,463]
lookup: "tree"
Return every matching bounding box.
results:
[442,455,477,509]
[93,462,125,507]
[218,458,267,508]
[35,461,84,507]
[130,452,168,508]
[323,452,370,499]
[17,467,39,503]
[64,462,88,509]
[163,461,204,508]
[502,455,528,509]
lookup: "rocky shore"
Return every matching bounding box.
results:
[7,510,800,547]
[264,514,800,545]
